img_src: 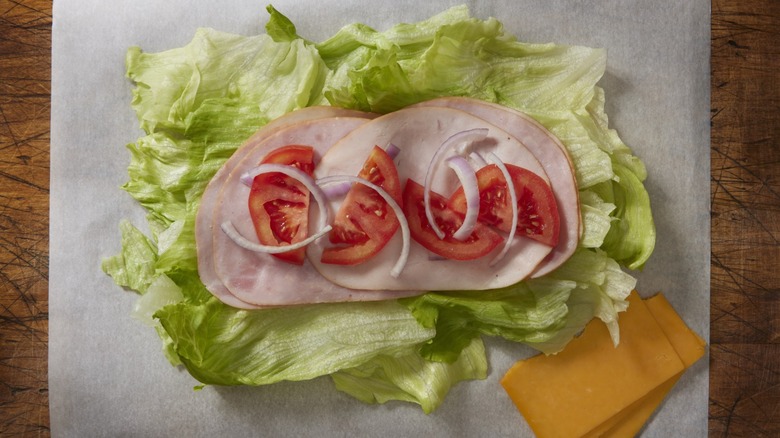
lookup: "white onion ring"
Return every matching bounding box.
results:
[323,145,401,199]
[424,128,489,239]
[322,182,353,199]
[469,151,488,168]
[446,156,480,241]
[486,153,518,266]
[239,163,330,232]
[226,164,331,255]
[317,175,410,278]
[221,222,333,254]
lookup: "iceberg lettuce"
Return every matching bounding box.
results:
[103,5,655,413]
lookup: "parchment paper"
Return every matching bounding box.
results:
[49,1,711,436]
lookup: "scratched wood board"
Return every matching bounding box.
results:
[0,0,51,436]
[709,1,780,435]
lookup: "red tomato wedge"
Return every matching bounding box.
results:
[448,164,560,247]
[403,179,503,261]
[321,146,402,265]
[248,145,315,265]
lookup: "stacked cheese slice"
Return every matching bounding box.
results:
[501,291,706,437]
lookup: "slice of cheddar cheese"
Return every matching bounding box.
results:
[590,294,706,438]
[500,291,705,438]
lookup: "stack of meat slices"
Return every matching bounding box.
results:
[196,98,580,308]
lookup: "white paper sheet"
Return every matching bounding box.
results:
[49,1,710,436]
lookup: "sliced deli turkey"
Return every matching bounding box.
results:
[196,100,580,307]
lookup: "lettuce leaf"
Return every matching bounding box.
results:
[104,5,655,412]
[155,298,434,386]
[400,279,574,362]
[332,336,487,414]
[317,6,605,115]
[102,220,158,294]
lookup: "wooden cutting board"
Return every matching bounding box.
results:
[0,0,777,436]
[710,1,780,435]
[0,0,50,435]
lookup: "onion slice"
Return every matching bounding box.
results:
[221,222,332,254]
[424,128,489,239]
[317,175,410,278]
[239,163,330,232]
[225,163,331,255]
[385,143,401,159]
[469,151,488,169]
[486,152,518,266]
[446,156,480,241]
[323,145,401,199]
[322,182,352,199]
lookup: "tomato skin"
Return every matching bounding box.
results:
[403,179,503,261]
[448,164,560,247]
[321,146,402,265]
[248,145,315,265]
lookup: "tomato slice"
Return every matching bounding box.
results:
[448,164,560,247]
[248,145,315,265]
[403,179,503,261]
[321,146,402,265]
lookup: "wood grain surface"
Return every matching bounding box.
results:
[0,0,51,436]
[710,1,780,436]
[0,0,777,436]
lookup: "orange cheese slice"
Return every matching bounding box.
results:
[500,291,705,438]
[587,294,706,438]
